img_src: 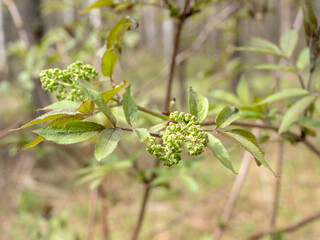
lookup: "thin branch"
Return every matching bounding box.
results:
[201,120,277,131]
[137,105,168,120]
[119,127,160,138]
[247,212,320,240]
[176,2,241,64]
[212,128,261,240]
[136,2,240,99]
[163,0,192,112]
[130,186,152,240]
[110,100,169,120]
[270,140,284,239]
[143,190,227,239]
[87,188,98,240]
[98,183,110,240]
[2,0,30,48]
[201,120,320,158]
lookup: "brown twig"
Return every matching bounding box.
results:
[247,211,320,240]
[176,2,241,64]
[0,120,22,138]
[163,0,192,112]
[136,2,240,99]
[270,140,283,239]
[201,120,320,158]
[212,128,261,239]
[119,127,160,138]
[143,190,227,239]
[131,185,152,240]
[2,0,30,48]
[98,183,110,240]
[87,188,98,240]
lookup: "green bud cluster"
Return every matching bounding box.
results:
[39,61,98,101]
[146,111,208,166]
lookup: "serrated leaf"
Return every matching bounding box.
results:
[280,29,298,57]
[107,17,134,49]
[94,128,122,161]
[79,0,113,14]
[47,114,85,127]
[279,95,316,134]
[76,81,117,126]
[216,106,241,129]
[235,46,286,58]
[123,85,139,126]
[236,76,250,105]
[188,87,209,123]
[101,80,128,103]
[76,99,95,114]
[21,136,45,150]
[207,134,235,173]
[254,64,296,73]
[254,89,309,106]
[35,121,105,144]
[37,100,82,111]
[296,48,310,69]
[134,128,150,142]
[101,48,119,77]
[210,90,239,105]
[218,129,275,175]
[12,111,79,131]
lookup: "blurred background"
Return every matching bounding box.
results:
[1,0,320,239]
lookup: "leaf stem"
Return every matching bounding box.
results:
[110,99,169,120]
[118,127,160,138]
[201,120,320,157]
[163,0,192,112]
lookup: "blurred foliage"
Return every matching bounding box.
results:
[1,0,320,239]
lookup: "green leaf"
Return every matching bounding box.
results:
[236,76,250,105]
[218,129,275,175]
[296,48,310,69]
[122,85,139,126]
[179,175,199,192]
[79,0,113,14]
[207,134,235,173]
[216,106,241,129]
[94,128,122,161]
[107,17,134,49]
[134,128,150,142]
[250,37,283,53]
[254,88,309,106]
[101,48,119,77]
[101,80,128,103]
[35,121,105,144]
[210,90,239,105]
[76,99,95,114]
[21,136,45,150]
[76,81,117,126]
[278,95,316,134]
[12,111,79,131]
[280,29,298,57]
[188,87,209,123]
[47,115,85,127]
[254,64,296,73]
[235,46,286,58]
[37,100,81,111]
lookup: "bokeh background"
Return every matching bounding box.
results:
[1,0,320,239]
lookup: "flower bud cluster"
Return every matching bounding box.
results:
[146,111,208,166]
[39,61,98,101]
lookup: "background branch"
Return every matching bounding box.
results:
[247,212,320,240]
